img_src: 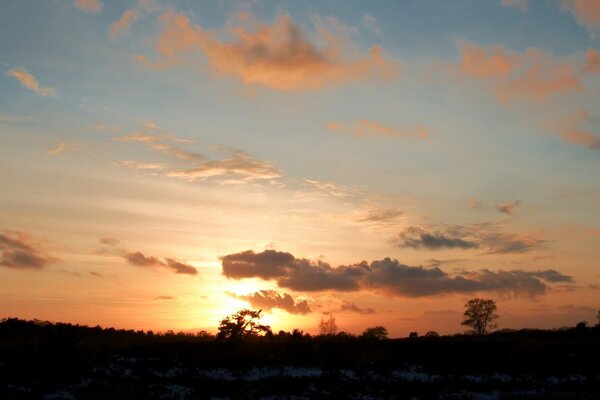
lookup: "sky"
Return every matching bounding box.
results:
[1,0,599,337]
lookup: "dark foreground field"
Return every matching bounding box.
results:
[1,319,599,399]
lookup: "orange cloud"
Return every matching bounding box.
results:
[167,151,280,181]
[325,119,428,140]
[74,0,102,13]
[562,0,600,35]
[138,11,397,90]
[460,45,583,102]
[6,67,56,97]
[461,45,516,77]
[109,9,139,39]
[584,48,600,73]
[548,111,600,150]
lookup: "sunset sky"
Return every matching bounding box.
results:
[1,0,599,337]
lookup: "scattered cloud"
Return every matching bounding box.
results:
[109,9,139,39]
[548,110,600,150]
[325,119,428,140]
[562,0,600,36]
[48,142,83,156]
[459,44,584,102]
[165,258,198,275]
[167,150,280,182]
[114,160,166,170]
[228,290,311,314]
[501,0,529,12]
[584,48,600,73]
[154,295,176,300]
[74,0,102,13]
[356,208,403,223]
[221,249,571,297]
[114,132,202,161]
[339,301,375,314]
[301,179,359,198]
[396,223,547,254]
[124,251,198,275]
[398,226,479,250]
[362,14,382,35]
[137,11,397,90]
[0,231,56,270]
[6,67,56,97]
[496,200,520,215]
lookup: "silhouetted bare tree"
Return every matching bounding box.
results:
[216,309,271,340]
[318,315,338,335]
[461,298,498,336]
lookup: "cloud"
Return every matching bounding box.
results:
[0,231,56,269]
[109,10,139,39]
[362,14,382,35]
[154,295,175,300]
[325,119,428,140]
[584,48,600,73]
[339,301,375,314]
[229,290,311,314]
[114,132,203,161]
[459,44,583,102]
[99,237,120,246]
[501,0,529,12]
[115,126,280,183]
[398,226,479,250]
[48,142,83,156]
[137,11,397,90]
[6,67,56,97]
[125,251,162,267]
[167,150,280,182]
[74,0,102,13]
[397,224,547,254]
[114,160,166,170]
[496,200,520,215]
[562,0,600,36]
[220,249,571,297]
[548,110,600,150]
[357,208,403,223]
[164,258,198,275]
[123,251,198,275]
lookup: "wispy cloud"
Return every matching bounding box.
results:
[562,0,600,36]
[6,67,56,97]
[109,9,139,39]
[136,11,397,90]
[397,223,547,255]
[496,200,520,216]
[339,301,375,314]
[48,142,84,156]
[228,290,311,314]
[459,44,585,102]
[114,160,166,170]
[325,119,428,140]
[74,0,102,13]
[167,150,280,182]
[547,110,600,150]
[0,230,56,270]
[221,249,571,297]
[124,251,198,275]
[362,14,382,35]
